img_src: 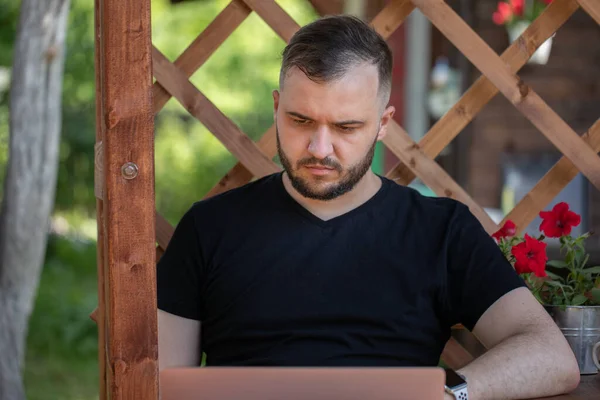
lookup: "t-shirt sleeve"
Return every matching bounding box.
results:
[444,203,527,331]
[156,205,205,321]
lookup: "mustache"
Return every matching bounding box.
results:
[297,157,342,171]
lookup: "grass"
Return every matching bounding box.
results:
[24,233,99,400]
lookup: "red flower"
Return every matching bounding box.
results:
[511,234,548,277]
[510,0,524,16]
[492,220,517,241]
[539,202,581,238]
[493,1,513,25]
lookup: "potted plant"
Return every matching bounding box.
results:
[492,0,555,64]
[493,202,600,374]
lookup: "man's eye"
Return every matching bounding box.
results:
[293,119,310,125]
[338,126,357,132]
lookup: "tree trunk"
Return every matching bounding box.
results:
[0,0,70,399]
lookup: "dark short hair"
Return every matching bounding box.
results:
[279,15,393,102]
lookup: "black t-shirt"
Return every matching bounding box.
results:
[157,172,525,367]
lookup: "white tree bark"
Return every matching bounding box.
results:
[0,0,70,398]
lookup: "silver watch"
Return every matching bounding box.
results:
[444,369,468,400]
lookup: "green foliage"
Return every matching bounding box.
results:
[541,233,600,308]
[0,0,19,67]
[25,234,99,400]
[0,0,19,199]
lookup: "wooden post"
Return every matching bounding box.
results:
[95,0,158,398]
[94,0,107,398]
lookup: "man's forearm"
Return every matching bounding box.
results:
[456,331,580,400]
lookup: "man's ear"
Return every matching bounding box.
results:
[273,90,280,122]
[377,105,395,141]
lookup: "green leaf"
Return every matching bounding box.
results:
[571,294,588,306]
[544,280,565,288]
[545,271,564,281]
[566,252,575,266]
[547,260,568,268]
[551,296,563,306]
[591,288,600,303]
[583,267,600,276]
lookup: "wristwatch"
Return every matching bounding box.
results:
[444,369,468,400]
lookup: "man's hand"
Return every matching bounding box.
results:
[456,287,580,400]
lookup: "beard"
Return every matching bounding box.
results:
[276,125,378,201]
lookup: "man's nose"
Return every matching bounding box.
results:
[307,126,333,159]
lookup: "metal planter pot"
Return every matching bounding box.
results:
[545,305,600,375]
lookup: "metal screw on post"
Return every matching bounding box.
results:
[121,162,139,180]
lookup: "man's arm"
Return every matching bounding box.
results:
[455,287,580,400]
[158,309,201,371]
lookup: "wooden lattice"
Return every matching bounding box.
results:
[94,0,600,398]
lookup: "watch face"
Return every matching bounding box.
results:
[445,369,466,387]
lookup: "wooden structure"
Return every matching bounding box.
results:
[465,1,600,256]
[93,0,600,398]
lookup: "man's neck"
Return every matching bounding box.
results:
[282,171,382,221]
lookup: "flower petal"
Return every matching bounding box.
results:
[552,202,569,215]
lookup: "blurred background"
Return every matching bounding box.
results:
[0,0,598,398]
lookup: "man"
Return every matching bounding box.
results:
[157,15,580,400]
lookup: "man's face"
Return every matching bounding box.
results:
[274,63,394,201]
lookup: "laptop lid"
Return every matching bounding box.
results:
[160,367,445,400]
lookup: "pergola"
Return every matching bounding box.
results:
[92,0,600,398]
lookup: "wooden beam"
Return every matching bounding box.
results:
[204,125,278,199]
[383,123,498,234]
[97,0,158,399]
[411,0,600,190]
[156,212,175,253]
[370,0,415,39]
[386,0,579,185]
[153,0,252,113]
[242,0,301,42]
[152,47,280,178]
[577,0,600,25]
[94,141,104,200]
[94,0,107,398]
[441,337,475,370]
[307,0,344,16]
[503,119,600,234]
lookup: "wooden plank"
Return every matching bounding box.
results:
[242,0,301,42]
[383,123,498,234]
[98,0,158,398]
[411,0,600,191]
[386,0,579,184]
[204,125,278,199]
[504,119,600,234]
[578,0,600,25]
[156,211,175,252]
[156,246,165,262]
[441,337,475,370]
[94,0,107,397]
[90,307,99,323]
[152,47,279,178]
[153,0,251,113]
[370,0,415,39]
[95,141,104,200]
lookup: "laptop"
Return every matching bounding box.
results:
[160,366,446,400]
